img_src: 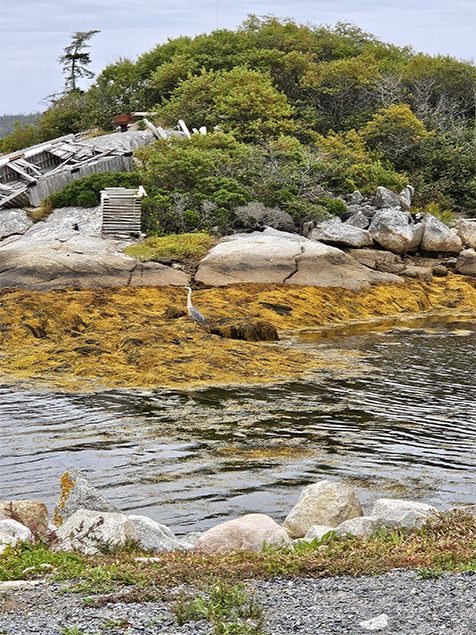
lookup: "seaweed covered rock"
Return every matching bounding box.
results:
[210,318,278,341]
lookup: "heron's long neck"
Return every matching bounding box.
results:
[187,288,192,311]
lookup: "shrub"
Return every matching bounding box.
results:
[45,172,142,208]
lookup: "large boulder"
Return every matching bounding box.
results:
[54,509,137,555]
[370,499,437,529]
[0,208,33,240]
[0,500,48,535]
[346,249,405,274]
[283,480,363,539]
[369,209,423,254]
[194,513,290,554]
[457,220,476,249]
[0,519,32,554]
[53,467,120,526]
[420,213,462,253]
[287,240,401,290]
[308,217,373,248]
[455,249,476,276]
[195,229,305,286]
[196,228,401,290]
[373,186,402,209]
[127,515,192,552]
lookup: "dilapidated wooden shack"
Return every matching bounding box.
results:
[0,131,153,210]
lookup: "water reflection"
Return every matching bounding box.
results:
[0,321,475,534]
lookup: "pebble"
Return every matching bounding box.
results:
[0,571,475,634]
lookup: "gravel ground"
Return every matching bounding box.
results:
[0,570,475,634]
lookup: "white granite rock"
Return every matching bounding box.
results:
[457,219,476,249]
[455,248,476,276]
[370,499,437,529]
[374,186,401,209]
[369,209,423,254]
[421,213,462,253]
[335,516,384,538]
[0,519,32,554]
[127,515,192,552]
[283,480,363,539]
[308,217,373,247]
[0,208,33,240]
[194,513,290,554]
[54,509,137,555]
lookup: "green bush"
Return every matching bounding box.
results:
[45,172,142,208]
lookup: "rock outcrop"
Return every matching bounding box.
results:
[283,480,363,539]
[0,207,189,290]
[196,228,401,290]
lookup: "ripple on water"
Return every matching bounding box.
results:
[0,322,475,533]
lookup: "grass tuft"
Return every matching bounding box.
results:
[124,232,214,263]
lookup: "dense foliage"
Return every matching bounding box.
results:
[45,172,142,208]
[3,15,475,219]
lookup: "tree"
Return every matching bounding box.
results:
[59,30,100,93]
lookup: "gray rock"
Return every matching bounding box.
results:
[127,515,192,552]
[53,467,120,526]
[303,524,334,542]
[373,186,402,209]
[0,206,190,290]
[196,228,400,290]
[421,213,462,253]
[455,248,476,276]
[369,209,423,254]
[194,513,290,554]
[308,217,373,248]
[345,211,370,229]
[0,519,33,554]
[400,265,433,281]
[182,531,203,546]
[370,498,437,529]
[288,240,401,290]
[54,509,137,555]
[0,208,33,240]
[399,185,414,211]
[432,264,448,277]
[456,219,476,249]
[233,201,296,233]
[350,190,364,205]
[283,480,363,539]
[347,248,405,274]
[335,516,384,538]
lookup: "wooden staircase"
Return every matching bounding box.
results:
[101,186,146,238]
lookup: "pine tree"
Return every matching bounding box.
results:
[59,30,100,92]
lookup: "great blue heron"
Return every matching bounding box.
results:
[184,286,207,325]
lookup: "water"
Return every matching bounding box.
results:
[0,320,475,534]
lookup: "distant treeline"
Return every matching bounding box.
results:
[2,16,476,224]
[0,113,41,140]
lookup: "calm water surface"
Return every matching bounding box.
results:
[0,320,475,534]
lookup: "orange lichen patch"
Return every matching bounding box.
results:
[0,277,475,392]
[52,471,76,526]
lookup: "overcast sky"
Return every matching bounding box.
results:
[1,0,475,115]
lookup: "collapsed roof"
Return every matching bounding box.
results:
[0,130,155,210]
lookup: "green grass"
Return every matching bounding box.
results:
[124,232,215,263]
[0,510,475,628]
